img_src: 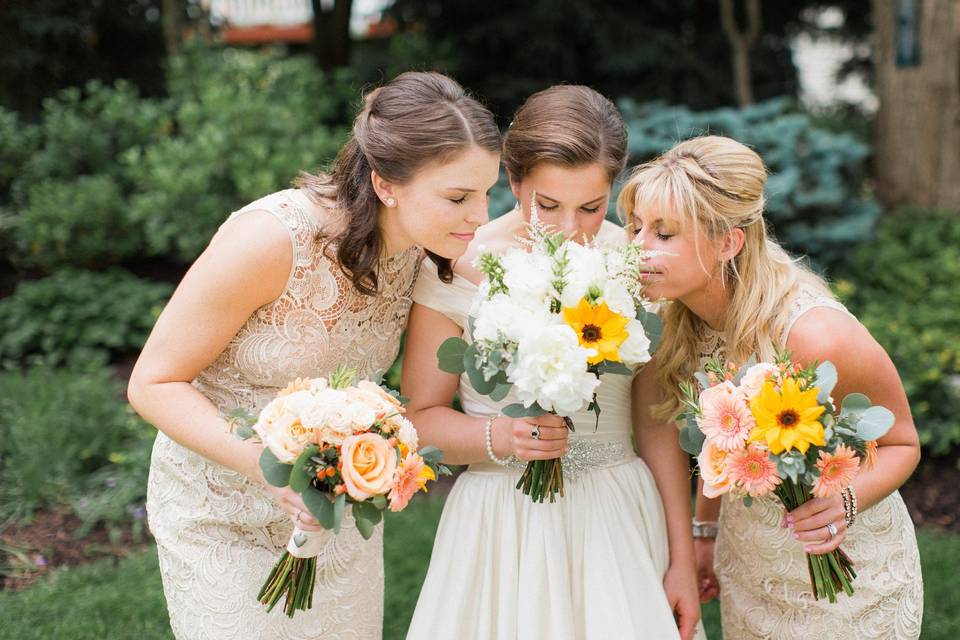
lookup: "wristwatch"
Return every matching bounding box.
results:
[692,520,719,539]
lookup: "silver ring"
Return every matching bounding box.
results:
[531,426,541,440]
[825,522,838,540]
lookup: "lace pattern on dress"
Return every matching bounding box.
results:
[695,286,923,639]
[146,189,421,639]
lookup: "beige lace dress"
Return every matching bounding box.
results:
[145,189,421,639]
[699,286,923,639]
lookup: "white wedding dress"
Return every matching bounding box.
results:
[405,258,704,639]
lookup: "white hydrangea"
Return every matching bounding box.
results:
[507,324,600,415]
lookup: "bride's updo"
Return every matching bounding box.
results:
[618,135,833,421]
[502,85,627,183]
[298,71,500,294]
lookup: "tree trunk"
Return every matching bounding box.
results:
[720,0,762,107]
[873,0,960,210]
[311,0,354,71]
[161,0,182,55]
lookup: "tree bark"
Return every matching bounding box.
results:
[873,0,960,210]
[311,0,354,71]
[161,0,182,55]
[720,0,762,107]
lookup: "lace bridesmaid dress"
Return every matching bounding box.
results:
[702,287,923,639]
[145,189,421,639]
[405,258,705,640]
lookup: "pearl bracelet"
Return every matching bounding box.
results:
[484,415,512,466]
[842,485,858,528]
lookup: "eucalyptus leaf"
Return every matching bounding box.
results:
[302,486,335,529]
[502,402,546,418]
[289,445,319,493]
[464,343,496,395]
[437,337,468,374]
[814,362,838,403]
[679,417,705,455]
[259,448,292,488]
[333,492,346,533]
[637,309,663,353]
[489,382,512,402]
[694,372,711,391]
[857,406,895,441]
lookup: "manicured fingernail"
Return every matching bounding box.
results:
[793,533,800,540]
[804,546,812,552]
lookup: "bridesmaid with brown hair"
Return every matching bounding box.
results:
[128,71,501,639]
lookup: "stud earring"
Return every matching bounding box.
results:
[386,197,396,207]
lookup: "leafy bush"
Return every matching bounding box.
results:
[6,80,168,270]
[836,208,960,454]
[127,46,355,261]
[0,363,152,522]
[619,97,880,267]
[0,269,172,366]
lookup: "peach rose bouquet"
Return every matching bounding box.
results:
[678,348,894,603]
[229,366,449,617]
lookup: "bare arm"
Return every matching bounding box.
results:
[127,210,294,483]
[786,308,920,553]
[633,363,700,639]
[401,302,567,465]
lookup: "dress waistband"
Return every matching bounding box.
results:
[468,436,636,480]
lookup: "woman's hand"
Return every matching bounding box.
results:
[694,537,720,602]
[265,485,326,533]
[663,562,701,640]
[498,414,569,461]
[786,493,847,554]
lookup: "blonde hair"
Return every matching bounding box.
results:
[617,135,833,422]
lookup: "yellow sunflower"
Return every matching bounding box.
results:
[562,298,629,364]
[748,377,826,454]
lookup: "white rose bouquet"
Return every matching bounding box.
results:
[229,366,449,617]
[437,195,663,502]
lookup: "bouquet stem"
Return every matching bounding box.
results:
[516,458,565,503]
[776,479,856,602]
[257,552,317,617]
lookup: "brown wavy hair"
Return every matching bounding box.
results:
[502,85,627,184]
[297,71,500,295]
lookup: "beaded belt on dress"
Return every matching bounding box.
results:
[469,437,635,479]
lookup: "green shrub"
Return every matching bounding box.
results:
[127,46,355,262]
[619,97,880,267]
[12,176,139,271]
[6,81,168,270]
[0,363,151,521]
[0,269,172,366]
[837,208,960,454]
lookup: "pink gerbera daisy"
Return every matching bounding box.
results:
[697,381,755,451]
[388,453,435,512]
[812,444,860,498]
[726,443,781,497]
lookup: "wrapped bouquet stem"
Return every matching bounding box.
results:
[230,366,449,616]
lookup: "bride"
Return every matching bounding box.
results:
[401,85,703,640]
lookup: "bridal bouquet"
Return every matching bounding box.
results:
[437,196,662,503]
[679,349,895,602]
[229,366,448,617]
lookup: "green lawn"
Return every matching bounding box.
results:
[0,497,955,639]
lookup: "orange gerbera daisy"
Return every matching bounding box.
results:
[726,443,781,497]
[812,444,861,498]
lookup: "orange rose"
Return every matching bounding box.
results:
[339,433,398,501]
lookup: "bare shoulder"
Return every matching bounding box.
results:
[191,207,296,308]
[786,306,878,366]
